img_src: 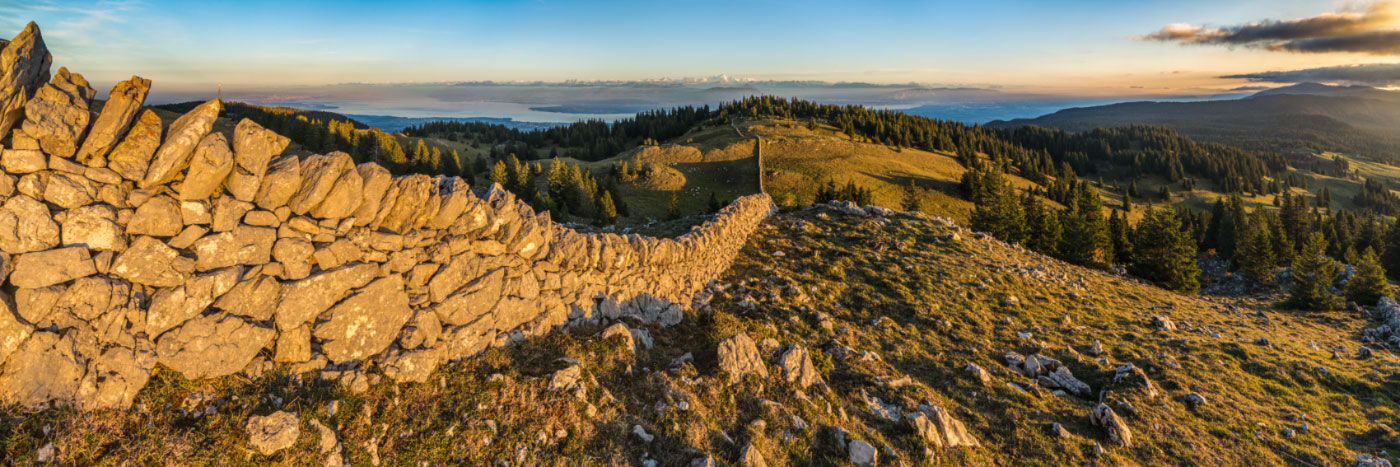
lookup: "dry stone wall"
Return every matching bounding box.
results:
[0,22,775,410]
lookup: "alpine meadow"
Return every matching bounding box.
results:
[5,1,1400,466]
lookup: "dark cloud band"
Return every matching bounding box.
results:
[1222,63,1400,86]
[1138,2,1400,55]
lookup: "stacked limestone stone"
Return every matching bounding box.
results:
[0,22,775,410]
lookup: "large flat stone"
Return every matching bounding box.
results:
[11,246,95,288]
[74,75,150,167]
[314,274,412,363]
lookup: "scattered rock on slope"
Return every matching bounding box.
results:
[717,332,768,384]
[246,411,299,455]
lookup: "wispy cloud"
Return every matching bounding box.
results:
[1136,1,1400,55]
[1222,63,1400,86]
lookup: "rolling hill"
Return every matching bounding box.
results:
[990,84,1400,162]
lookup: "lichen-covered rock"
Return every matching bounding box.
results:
[906,404,980,448]
[227,119,289,202]
[156,313,273,379]
[431,268,504,326]
[213,274,280,321]
[191,225,275,271]
[776,344,823,388]
[0,291,30,363]
[106,109,160,181]
[11,246,95,288]
[0,22,53,142]
[273,263,378,330]
[287,152,353,215]
[274,324,311,363]
[110,236,193,287]
[315,274,413,363]
[0,331,83,409]
[272,237,314,280]
[254,155,300,210]
[0,194,59,253]
[717,332,768,384]
[144,267,240,338]
[74,336,155,410]
[20,66,92,158]
[351,163,392,226]
[42,172,94,208]
[1091,403,1132,447]
[60,204,125,251]
[127,195,182,237]
[379,346,441,383]
[245,411,300,455]
[74,75,149,167]
[140,99,220,188]
[308,154,363,219]
[177,132,234,200]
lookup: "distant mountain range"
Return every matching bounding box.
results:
[988,83,1400,162]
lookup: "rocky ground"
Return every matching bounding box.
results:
[3,203,1399,466]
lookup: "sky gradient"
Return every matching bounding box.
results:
[2,0,1397,97]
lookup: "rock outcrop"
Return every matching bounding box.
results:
[0,22,775,411]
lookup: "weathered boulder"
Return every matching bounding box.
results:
[717,332,768,384]
[21,67,93,158]
[0,22,53,142]
[308,155,363,219]
[127,195,182,237]
[848,440,877,466]
[177,132,234,200]
[776,344,823,388]
[376,174,436,232]
[1090,403,1132,447]
[145,267,240,338]
[432,267,505,326]
[48,275,131,326]
[315,274,412,363]
[74,337,155,410]
[211,196,253,232]
[351,163,392,226]
[0,194,59,253]
[254,155,300,210]
[140,99,220,188]
[906,404,980,448]
[226,119,289,202]
[0,331,83,409]
[110,236,193,287]
[42,172,95,208]
[0,291,30,363]
[427,253,481,303]
[60,204,126,251]
[11,246,95,288]
[379,347,441,383]
[191,225,275,271]
[287,152,354,215]
[156,313,273,379]
[106,109,160,181]
[273,324,310,363]
[245,411,300,455]
[213,274,281,321]
[1040,366,1092,398]
[74,75,150,167]
[273,263,378,330]
[272,237,314,279]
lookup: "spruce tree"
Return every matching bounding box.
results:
[708,192,723,213]
[1287,232,1343,311]
[901,180,923,212]
[1129,207,1200,293]
[1346,247,1391,305]
[1237,220,1276,285]
[1057,185,1110,267]
[597,191,618,225]
[969,170,1024,244]
[1022,194,1061,256]
[666,191,681,220]
[489,160,509,187]
[1108,211,1133,266]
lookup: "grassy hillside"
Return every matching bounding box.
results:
[4,206,1395,465]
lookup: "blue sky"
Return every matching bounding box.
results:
[1,0,1394,95]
